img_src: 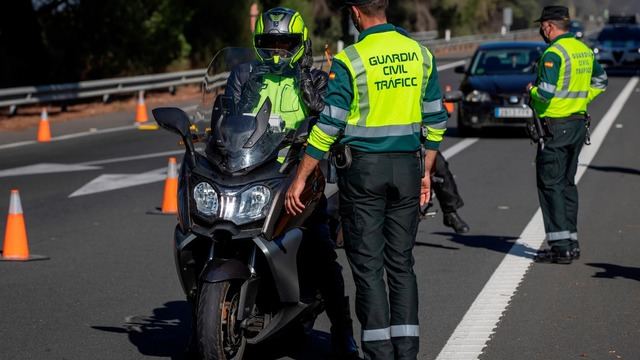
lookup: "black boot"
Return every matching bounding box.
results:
[329,296,359,359]
[443,211,470,234]
[570,240,580,260]
[535,246,573,264]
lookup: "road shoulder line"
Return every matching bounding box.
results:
[435,76,639,360]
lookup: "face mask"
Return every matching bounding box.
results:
[350,9,362,32]
[539,25,550,43]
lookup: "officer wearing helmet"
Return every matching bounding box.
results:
[224,7,358,359]
[285,0,448,359]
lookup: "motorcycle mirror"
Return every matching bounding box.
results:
[443,90,463,103]
[153,107,193,139]
[152,107,197,164]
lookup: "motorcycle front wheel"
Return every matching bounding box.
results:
[197,281,246,360]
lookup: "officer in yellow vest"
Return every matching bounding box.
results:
[527,6,607,264]
[285,0,448,358]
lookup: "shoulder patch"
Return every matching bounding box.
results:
[544,61,554,68]
[329,72,336,80]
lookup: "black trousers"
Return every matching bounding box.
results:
[536,119,587,248]
[433,151,464,213]
[338,152,421,360]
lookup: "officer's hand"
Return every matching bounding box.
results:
[526,82,534,92]
[285,178,306,215]
[420,176,431,206]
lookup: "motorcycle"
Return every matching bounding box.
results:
[152,48,329,359]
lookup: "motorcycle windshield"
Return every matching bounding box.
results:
[200,47,297,173]
[212,112,286,173]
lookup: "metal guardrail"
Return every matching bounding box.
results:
[0,28,548,114]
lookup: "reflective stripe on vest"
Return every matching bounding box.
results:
[535,37,593,118]
[334,31,433,138]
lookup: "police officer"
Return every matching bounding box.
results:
[527,6,607,263]
[285,0,448,358]
[223,8,357,358]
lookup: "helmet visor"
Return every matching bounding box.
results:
[255,34,302,59]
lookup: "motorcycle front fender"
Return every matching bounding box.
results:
[200,258,251,284]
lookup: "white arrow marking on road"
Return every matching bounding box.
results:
[0,150,183,179]
[69,167,167,198]
[0,163,103,178]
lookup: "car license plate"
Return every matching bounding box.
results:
[494,107,533,118]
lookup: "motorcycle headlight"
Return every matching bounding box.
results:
[193,182,219,216]
[593,48,600,54]
[465,90,491,103]
[218,185,272,225]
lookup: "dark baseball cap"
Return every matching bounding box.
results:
[535,6,570,22]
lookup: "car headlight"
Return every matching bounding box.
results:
[465,90,491,103]
[593,48,599,54]
[218,185,272,225]
[193,182,219,216]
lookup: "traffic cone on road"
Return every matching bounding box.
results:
[135,91,149,123]
[443,85,455,114]
[135,91,159,130]
[147,158,178,215]
[37,108,51,142]
[1,190,48,261]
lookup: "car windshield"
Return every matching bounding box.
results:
[597,27,640,47]
[469,47,543,75]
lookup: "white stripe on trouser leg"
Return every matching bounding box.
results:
[362,327,391,342]
[570,232,578,240]
[546,231,571,241]
[390,325,420,337]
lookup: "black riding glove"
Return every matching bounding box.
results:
[238,63,270,113]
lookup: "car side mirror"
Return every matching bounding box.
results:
[443,90,463,103]
[454,65,466,74]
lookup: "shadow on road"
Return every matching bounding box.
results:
[586,263,640,282]
[91,301,350,360]
[587,165,640,176]
[433,232,537,259]
[92,301,191,359]
[414,241,460,250]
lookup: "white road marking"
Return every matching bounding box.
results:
[442,138,479,159]
[0,140,38,150]
[435,76,639,360]
[0,150,183,178]
[0,163,102,178]
[80,150,183,166]
[69,167,167,198]
[439,60,467,71]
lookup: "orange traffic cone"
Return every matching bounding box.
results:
[147,158,178,215]
[135,91,149,124]
[135,91,159,130]
[444,85,455,114]
[1,190,48,261]
[37,108,51,142]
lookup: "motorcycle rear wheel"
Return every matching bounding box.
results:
[197,281,246,360]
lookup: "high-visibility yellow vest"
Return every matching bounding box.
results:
[334,30,433,139]
[251,74,307,130]
[534,37,594,118]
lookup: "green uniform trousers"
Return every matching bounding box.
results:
[536,118,587,249]
[338,151,421,360]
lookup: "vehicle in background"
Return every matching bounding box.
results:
[592,25,640,74]
[449,42,546,135]
[569,20,585,39]
[608,15,637,25]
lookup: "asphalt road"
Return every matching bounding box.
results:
[0,60,638,360]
